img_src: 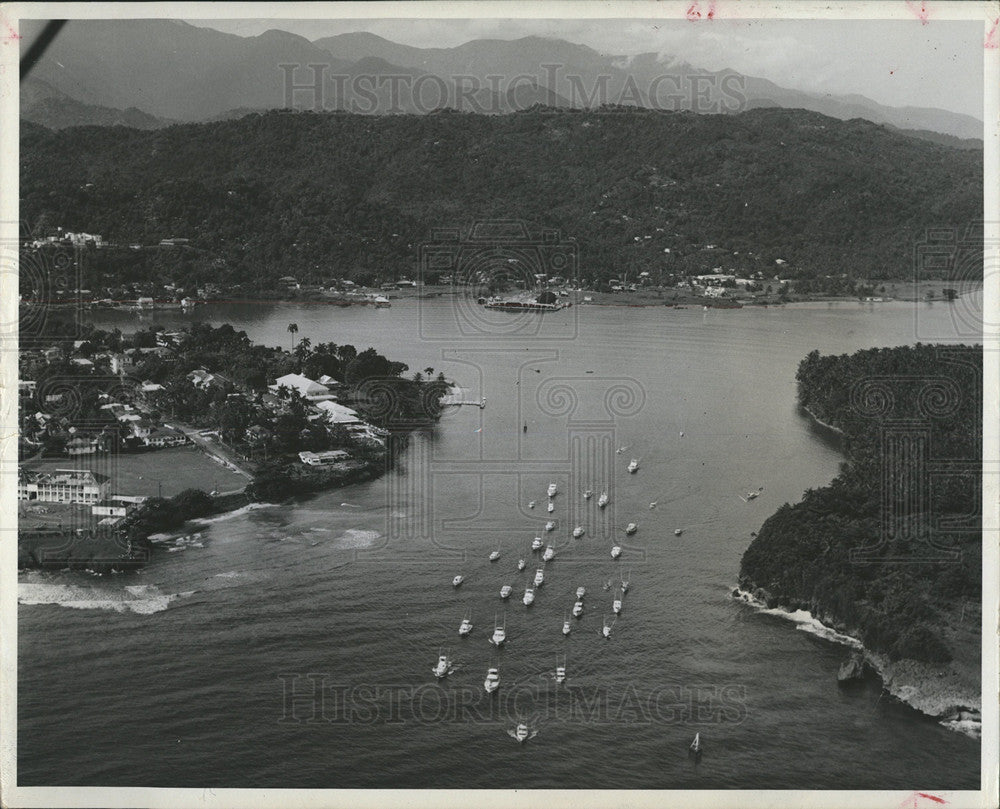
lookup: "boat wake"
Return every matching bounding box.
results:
[334,528,381,549]
[18,580,192,615]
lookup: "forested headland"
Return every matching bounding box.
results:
[739,344,981,665]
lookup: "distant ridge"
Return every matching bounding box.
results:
[16,19,983,141]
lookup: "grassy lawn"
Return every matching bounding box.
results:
[23,445,248,499]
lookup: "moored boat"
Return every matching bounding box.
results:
[547,482,558,498]
[542,545,555,562]
[500,584,512,600]
[545,521,555,532]
[532,537,544,551]
[611,545,622,559]
[627,458,639,474]
[598,491,609,508]
[523,587,535,606]
[572,526,584,538]
[452,575,464,587]
[484,666,500,694]
[625,522,637,535]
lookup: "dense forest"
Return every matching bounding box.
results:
[739,344,981,663]
[20,106,982,289]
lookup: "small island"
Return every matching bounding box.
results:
[738,343,982,732]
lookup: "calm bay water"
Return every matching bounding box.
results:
[18,294,982,788]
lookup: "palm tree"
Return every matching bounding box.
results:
[287,322,298,351]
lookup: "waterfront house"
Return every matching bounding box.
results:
[18,468,111,505]
[298,449,350,466]
[270,373,329,399]
[315,400,361,424]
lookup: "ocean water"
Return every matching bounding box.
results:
[17,293,982,788]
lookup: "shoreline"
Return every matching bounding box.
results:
[799,405,847,436]
[732,586,981,738]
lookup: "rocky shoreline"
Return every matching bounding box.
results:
[732,585,981,738]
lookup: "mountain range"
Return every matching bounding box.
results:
[19,19,983,143]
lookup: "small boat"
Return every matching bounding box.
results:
[534,568,545,587]
[603,578,613,591]
[491,613,506,646]
[542,546,555,562]
[612,589,623,615]
[627,458,639,474]
[611,545,622,559]
[746,491,759,500]
[649,501,658,510]
[572,526,584,538]
[547,502,555,513]
[674,528,683,536]
[545,521,555,532]
[509,722,534,743]
[432,652,453,678]
[583,489,593,500]
[547,483,558,498]
[554,658,567,684]
[484,666,500,694]
[517,558,526,571]
[572,600,584,618]
[528,500,536,509]
[562,614,571,635]
[616,445,629,455]
[523,587,535,606]
[620,571,630,594]
[500,585,512,600]
[459,613,473,636]
[689,732,702,759]
[532,537,544,551]
[602,616,614,639]
[576,586,586,599]
[489,548,501,562]
[598,491,609,509]
[452,575,464,587]
[679,431,684,437]
[625,522,637,535]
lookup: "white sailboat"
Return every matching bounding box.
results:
[533,567,545,587]
[612,588,623,615]
[432,650,453,678]
[500,584,512,600]
[572,600,584,618]
[674,528,683,536]
[523,586,535,606]
[531,536,544,551]
[562,613,571,635]
[490,612,507,646]
[489,542,501,561]
[547,482,558,498]
[583,489,593,500]
[627,458,639,474]
[554,657,567,684]
[542,545,555,562]
[602,615,615,639]
[484,665,500,694]
[576,586,586,599]
[620,570,630,594]
[597,491,609,508]
[611,544,622,559]
[545,521,555,532]
[528,500,536,509]
[458,612,473,636]
[517,558,526,571]
[547,501,555,513]
[572,526,585,538]
[625,522,637,535]
[452,574,464,587]
[508,721,536,743]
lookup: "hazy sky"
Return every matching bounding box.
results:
[194,18,985,120]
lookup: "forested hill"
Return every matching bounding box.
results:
[20,107,982,288]
[740,344,982,664]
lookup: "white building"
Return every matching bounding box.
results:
[315,400,361,424]
[298,449,351,466]
[18,469,111,505]
[270,373,330,399]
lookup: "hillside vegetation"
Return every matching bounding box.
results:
[20,107,981,288]
[739,344,981,664]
